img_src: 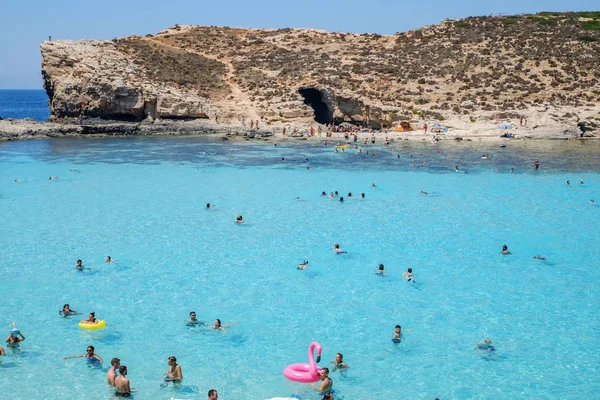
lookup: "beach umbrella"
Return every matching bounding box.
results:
[433,123,441,127]
[498,123,512,129]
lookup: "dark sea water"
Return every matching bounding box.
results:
[0,89,50,121]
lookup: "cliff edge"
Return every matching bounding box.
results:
[41,12,600,132]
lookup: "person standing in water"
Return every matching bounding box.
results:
[114,365,131,397]
[311,367,333,393]
[501,245,510,255]
[329,353,350,371]
[107,358,121,386]
[165,356,182,382]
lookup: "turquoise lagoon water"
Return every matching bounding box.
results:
[0,137,599,400]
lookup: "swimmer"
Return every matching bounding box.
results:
[567,180,571,185]
[206,203,215,209]
[500,244,511,255]
[236,215,244,224]
[347,192,352,197]
[392,325,402,343]
[63,345,104,362]
[329,353,349,371]
[311,367,333,393]
[297,259,309,270]
[329,192,334,199]
[211,319,226,332]
[59,304,78,316]
[281,157,285,161]
[371,183,377,188]
[208,389,219,400]
[5,325,25,346]
[579,180,584,185]
[321,191,327,196]
[476,338,495,352]
[81,312,100,325]
[333,244,346,254]
[334,191,339,196]
[321,394,334,400]
[186,311,205,326]
[165,356,182,382]
[307,167,311,171]
[455,166,459,172]
[360,193,365,198]
[510,168,515,172]
[420,191,429,195]
[375,264,387,276]
[0,346,5,356]
[105,256,113,263]
[496,168,502,172]
[339,197,344,203]
[533,255,546,260]
[591,199,595,205]
[75,259,84,270]
[107,358,121,386]
[115,365,131,397]
[402,268,413,282]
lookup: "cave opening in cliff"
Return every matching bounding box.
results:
[299,88,333,124]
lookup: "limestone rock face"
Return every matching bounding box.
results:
[41,14,600,127]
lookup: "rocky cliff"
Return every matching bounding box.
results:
[41,12,600,128]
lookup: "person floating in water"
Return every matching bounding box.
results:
[297,259,309,270]
[533,255,546,260]
[501,245,510,255]
[186,311,204,326]
[392,325,402,343]
[63,345,104,362]
[371,183,377,188]
[236,215,244,224]
[420,191,429,195]
[376,264,387,276]
[333,244,346,254]
[75,259,84,270]
[403,268,414,281]
[211,319,227,332]
[329,353,349,371]
[81,312,100,325]
[60,304,78,316]
[165,356,182,382]
[476,338,495,352]
[114,365,131,397]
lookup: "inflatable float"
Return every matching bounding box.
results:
[78,320,106,330]
[283,341,322,383]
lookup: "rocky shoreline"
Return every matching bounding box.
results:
[1,116,598,143]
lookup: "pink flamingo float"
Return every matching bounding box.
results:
[283,341,323,383]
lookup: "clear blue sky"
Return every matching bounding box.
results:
[0,0,596,89]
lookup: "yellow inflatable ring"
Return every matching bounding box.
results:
[78,320,106,330]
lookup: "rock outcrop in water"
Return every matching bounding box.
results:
[40,12,600,131]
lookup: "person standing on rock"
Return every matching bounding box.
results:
[256,120,259,129]
[250,120,254,129]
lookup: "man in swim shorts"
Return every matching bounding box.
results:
[107,358,120,386]
[165,356,182,382]
[114,365,131,397]
[208,389,219,399]
[311,367,333,393]
[403,268,413,281]
[392,325,402,343]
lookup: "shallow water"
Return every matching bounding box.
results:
[0,137,599,400]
